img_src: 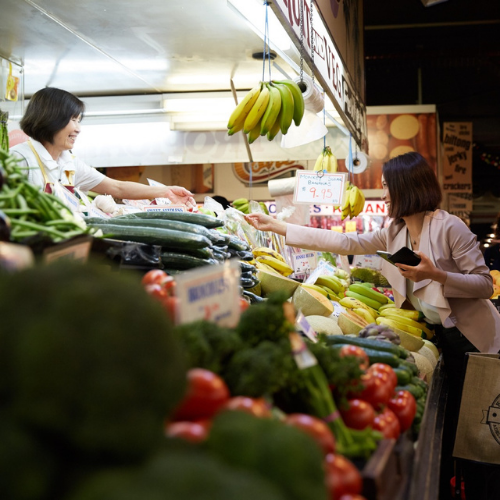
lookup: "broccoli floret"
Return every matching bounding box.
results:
[0,261,187,468]
[174,320,242,374]
[67,443,286,500]
[236,291,295,346]
[205,410,328,500]
[222,339,294,398]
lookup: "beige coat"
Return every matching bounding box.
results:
[286,210,500,353]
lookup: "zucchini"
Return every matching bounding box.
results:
[393,367,412,386]
[91,223,212,250]
[87,216,218,242]
[160,252,217,270]
[241,276,259,288]
[118,211,224,228]
[398,359,419,376]
[242,290,265,303]
[236,250,254,261]
[325,335,402,357]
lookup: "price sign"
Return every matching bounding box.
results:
[174,260,241,327]
[144,205,186,212]
[291,250,318,277]
[294,171,348,205]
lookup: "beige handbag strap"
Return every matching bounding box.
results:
[27,140,51,186]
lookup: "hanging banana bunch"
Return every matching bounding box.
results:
[341,182,366,220]
[227,80,305,144]
[313,146,338,173]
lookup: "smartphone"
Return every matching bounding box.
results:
[377,247,421,267]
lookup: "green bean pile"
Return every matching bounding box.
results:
[0,110,8,151]
[0,148,89,243]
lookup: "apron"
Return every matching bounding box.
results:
[28,141,76,194]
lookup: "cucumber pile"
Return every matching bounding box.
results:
[85,212,260,290]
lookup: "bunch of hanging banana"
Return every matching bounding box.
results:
[313,146,338,173]
[227,80,305,143]
[341,182,366,220]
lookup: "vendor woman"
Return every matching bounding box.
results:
[10,87,196,208]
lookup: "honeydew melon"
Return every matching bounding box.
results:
[258,270,299,299]
[338,310,369,335]
[292,286,334,317]
[412,352,435,383]
[384,324,425,352]
[417,346,438,369]
[422,339,440,361]
[305,315,344,336]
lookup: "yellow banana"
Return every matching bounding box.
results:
[267,109,282,141]
[353,307,376,324]
[244,86,270,133]
[252,247,286,263]
[227,83,262,130]
[271,82,294,135]
[378,302,396,312]
[256,255,294,277]
[341,184,352,221]
[247,119,262,144]
[380,308,423,321]
[381,310,434,338]
[302,283,329,298]
[376,317,424,338]
[260,83,282,136]
[255,261,282,276]
[227,111,246,135]
[345,290,381,310]
[349,186,359,216]
[318,285,340,301]
[313,150,327,172]
[315,275,343,295]
[328,152,338,173]
[354,187,365,216]
[272,79,304,126]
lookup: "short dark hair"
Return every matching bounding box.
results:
[382,152,442,219]
[20,87,85,144]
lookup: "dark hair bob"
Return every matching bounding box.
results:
[20,87,85,144]
[382,151,442,219]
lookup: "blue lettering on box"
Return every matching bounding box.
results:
[187,278,228,303]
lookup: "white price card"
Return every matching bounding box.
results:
[293,171,348,205]
[143,205,186,212]
[291,250,318,276]
[174,260,241,327]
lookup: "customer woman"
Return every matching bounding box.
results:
[10,87,196,208]
[245,151,500,500]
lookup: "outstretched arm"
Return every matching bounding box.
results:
[244,213,287,236]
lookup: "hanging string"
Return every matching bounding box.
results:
[262,1,269,82]
[323,106,326,150]
[347,134,354,185]
[310,0,314,86]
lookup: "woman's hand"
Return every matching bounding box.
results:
[244,213,287,236]
[396,251,447,284]
[164,186,196,209]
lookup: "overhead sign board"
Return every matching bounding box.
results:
[270,0,367,151]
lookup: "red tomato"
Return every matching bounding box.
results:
[387,390,417,432]
[285,414,336,456]
[239,297,250,312]
[339,345,369,370]
[162,295,179,323]
[354,371,392,410]
[339,399,376,430]
[173,368,230,421]
[368,363,398,391]
[372,407,401,440]
[142,269,169,287]
[222,396,271,418]
[324,453,363,498]
[166,421,208,443]
[144,283,167,300]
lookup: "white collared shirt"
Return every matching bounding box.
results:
[10,139,105,192]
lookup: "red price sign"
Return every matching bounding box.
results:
[294,171,348,205]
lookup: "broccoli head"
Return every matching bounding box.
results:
[67,442,286,500]
[236,291,295,346]
[0,261,187,467]
[205,410,328,500]
[173,319,242,374]
[221,339,294,398]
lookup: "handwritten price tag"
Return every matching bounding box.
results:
[174,260,241,327]
[293,171,348,205]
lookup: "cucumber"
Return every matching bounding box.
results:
[241,277,259,288]
[242,290,265,303]
[118,211,224,228]
[329,343,401,368]
[393,367,412,386]
[411,376,429,392]
[227,235,250,251]
[181,246,215,260]
[211,230,231,244]
[91,223,212,250]
[325,335,402,357]
[160,252,217,270]
[87,216,218,242]
[236,250,254,261]
[395,383,424,400]
[398,359,419,376]
[240,261,257,273]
